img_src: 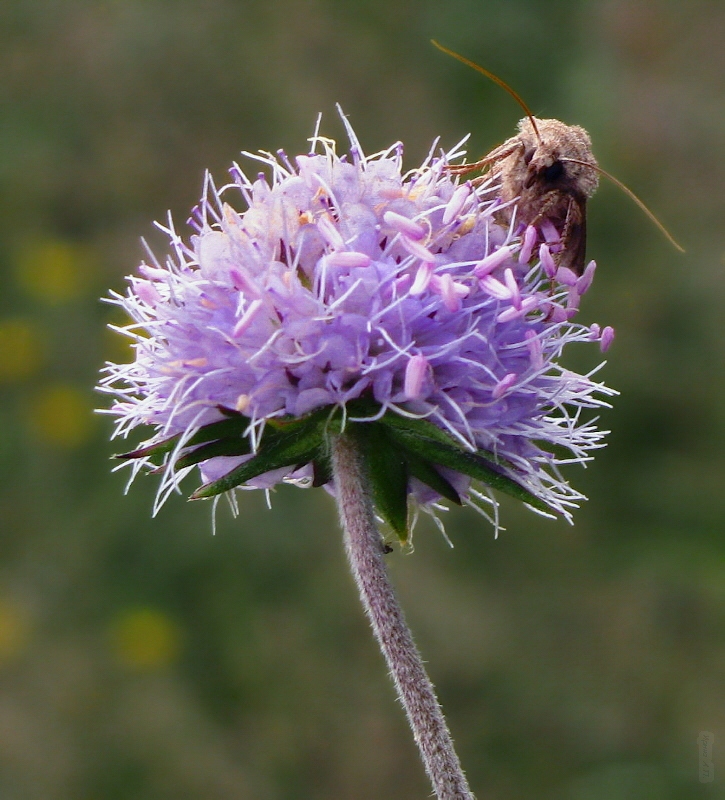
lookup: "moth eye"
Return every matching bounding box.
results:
[523,148,535,165]
[543,161,564,181]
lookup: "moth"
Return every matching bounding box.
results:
[433,41,597,274]
[432,41,682,274]
[467,116,598,275]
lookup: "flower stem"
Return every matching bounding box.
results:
[331,433,474,800]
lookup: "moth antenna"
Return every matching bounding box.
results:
[561,158,685,253]
[431,40,541,142]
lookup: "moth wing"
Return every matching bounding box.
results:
[559,195,587,275]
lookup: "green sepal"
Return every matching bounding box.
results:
[350,397,544,510]
[190,406,338,499]
[116,415,250,462]
[353,424,409,542]
[377,409,510,470]
[175,436,252,470]
[190,436,319,499]
[116,437,179,461]
[384,426,549,512]
[119,395,551,516]
[312,455,333,488]
[346,396,515,472]
[404,451,461,506]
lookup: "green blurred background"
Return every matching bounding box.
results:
[1,1,724,797]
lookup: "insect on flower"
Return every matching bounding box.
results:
[432,40,683,276]
[99,107,620,541]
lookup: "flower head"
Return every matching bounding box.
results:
[99,110,615,538]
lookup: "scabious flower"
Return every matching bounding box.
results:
[98,110,614,538]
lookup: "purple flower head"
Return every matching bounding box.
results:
[99,110,615,536]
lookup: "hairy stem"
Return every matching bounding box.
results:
[331,433,474,800]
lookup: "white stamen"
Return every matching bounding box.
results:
[479,275,512,300]
[473,245,514,278]
[576,260,597,295]
[492,372,518,399]
[383,211,425,240]
[232,299,264,338]
[518,225,537,264]
[600,326,615,352]
[326,250,371,268]
[400,235,435,263]
[410,263,433,295]
[442,183,471,225]
[404,354,429,400]
[539,244,557,278]
[317,214,345,250]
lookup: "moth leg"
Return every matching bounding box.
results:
[447,137,522,177]
[559,196,587,274]
[560,196,580,250]
[527,191,563,228]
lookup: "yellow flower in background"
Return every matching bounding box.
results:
[110,608,181,670]
[15,239,96,304]
[0,599,30,664]
[0,319,43,382]
[28,383,93,447]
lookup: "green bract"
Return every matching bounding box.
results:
[120,398,548,541]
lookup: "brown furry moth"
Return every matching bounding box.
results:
[433,41,599,275]
[472,116,598,275]
[432,41,683,272]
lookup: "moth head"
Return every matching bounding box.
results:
[518,117,599,197]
